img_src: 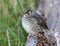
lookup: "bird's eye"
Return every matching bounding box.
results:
[25,8,32,14]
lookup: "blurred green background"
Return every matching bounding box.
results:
[0,0,37,46]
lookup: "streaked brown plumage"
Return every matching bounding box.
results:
[22,9,44,35]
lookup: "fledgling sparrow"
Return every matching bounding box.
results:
[22,9,43,35]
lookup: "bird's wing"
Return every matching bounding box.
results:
[29,17,42,32]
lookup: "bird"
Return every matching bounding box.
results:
[22,9,43,36]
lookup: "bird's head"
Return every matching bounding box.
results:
[24,8,32,16]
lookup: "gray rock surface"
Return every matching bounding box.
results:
[26,35,38,46]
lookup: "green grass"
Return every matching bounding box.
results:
[0,0,37,46]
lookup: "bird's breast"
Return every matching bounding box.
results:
[22,15,41,34]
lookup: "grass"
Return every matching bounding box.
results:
[0,0,37,46]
